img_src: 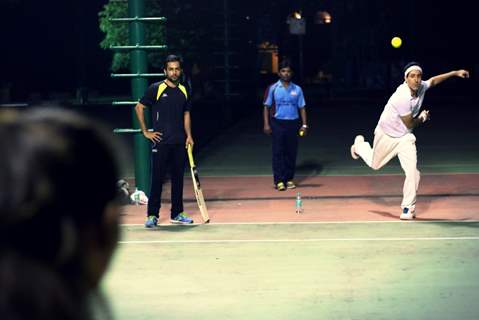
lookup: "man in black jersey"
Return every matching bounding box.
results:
[135,55,195,227]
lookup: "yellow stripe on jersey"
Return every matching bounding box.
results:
[156,82,168,100]
[156,82,188,100]
[178,83,188,99]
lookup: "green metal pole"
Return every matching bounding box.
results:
[128,0,150,192]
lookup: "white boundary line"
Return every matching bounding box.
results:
[119,236,479,244]
[121,220,479,227]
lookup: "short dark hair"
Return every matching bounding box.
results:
[403,61,422,74]
[279,59,293,71]
[164,54,183,69]
[0,107,121,320]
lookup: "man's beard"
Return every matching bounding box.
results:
[168,77,179,83]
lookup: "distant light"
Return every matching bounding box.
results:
[315,11,332,24]
[287,11,306,35]
[245,16,250,20]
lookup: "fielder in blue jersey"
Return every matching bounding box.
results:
[263,60,308,191]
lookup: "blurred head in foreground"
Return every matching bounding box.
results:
[0,107,122,320]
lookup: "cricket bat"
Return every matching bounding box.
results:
[187,144,210,223]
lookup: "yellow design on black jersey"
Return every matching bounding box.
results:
[178,83,188,99]
[156,82,168,100]
[156,81,188,100]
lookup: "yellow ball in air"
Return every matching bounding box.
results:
[391,36,402,48]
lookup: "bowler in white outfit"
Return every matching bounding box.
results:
[351,62,469,220]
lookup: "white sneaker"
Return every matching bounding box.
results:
[400,208,416,220]
[350,135,364,160]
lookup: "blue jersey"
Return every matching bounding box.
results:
[263,80,306,120]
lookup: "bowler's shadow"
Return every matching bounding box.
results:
[369,210,397,219]
[369,196,433,216]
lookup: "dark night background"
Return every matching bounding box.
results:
[1,1,477,100]
[2,3,478,315]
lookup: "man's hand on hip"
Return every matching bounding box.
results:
[143,131,163,143]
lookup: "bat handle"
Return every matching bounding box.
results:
[187,144,195,167]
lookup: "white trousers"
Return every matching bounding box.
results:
[355,127,420,210]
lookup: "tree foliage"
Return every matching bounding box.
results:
[99,0,210,73]
[98,0,166,71]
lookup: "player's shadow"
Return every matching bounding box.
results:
[369,210,479,224]
[368,210,397,219]
[369,196,432,216]
[423,220,479,227]
[296,159,327,186]
[298,183,324,189]
[153,225,201,232]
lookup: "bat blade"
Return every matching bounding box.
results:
[187,145,210,223]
